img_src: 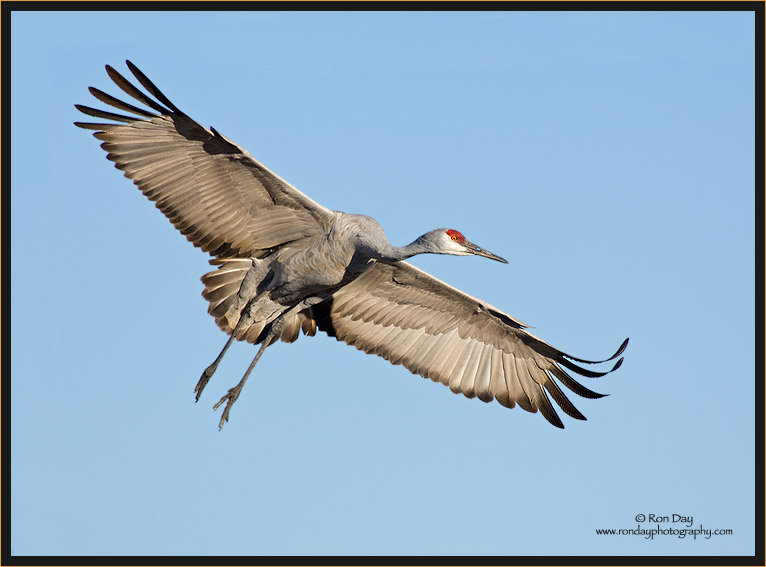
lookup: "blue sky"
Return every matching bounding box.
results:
[10,9,756,557]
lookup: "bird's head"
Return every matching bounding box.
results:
[418,229,508,263]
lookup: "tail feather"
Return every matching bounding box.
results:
[276,307,318,343]
[201,259,252,333]
[301,308,317,337]
[280,314,301,343]
[243,323,266,344]
[201,259,316,345]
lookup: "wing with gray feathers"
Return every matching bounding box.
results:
[314,261,628,428]
[75,61,334,258]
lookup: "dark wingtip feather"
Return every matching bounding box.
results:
[533,383,565,429]
[125,60,182,114]
[75,104,136,123]
[545,411,565,429]
[105,63,170,115]
[543,378,587,421]
[562,336,630,365]
[550,364,608,399]
[613,337,629,359]
[88,86,159,118]
[611,357,624,372]
[546,413,565,429]
[558,357,612,378]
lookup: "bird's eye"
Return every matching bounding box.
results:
[446,229,465,243]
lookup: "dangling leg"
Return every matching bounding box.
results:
[209,299,322,429]
[212,337,270,430]
[194,299,254,401]
[194,335,235,401]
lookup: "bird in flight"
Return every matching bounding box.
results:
[75,61,628,430]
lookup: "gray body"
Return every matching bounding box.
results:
[271,213,384,301]
[76,61,628,429]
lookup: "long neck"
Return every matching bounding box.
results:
[374,238,432,262]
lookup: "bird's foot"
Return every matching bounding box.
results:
[194,363,217,402]
[207,332,268,429]
[213,384,244,430]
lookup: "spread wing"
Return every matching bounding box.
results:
[75,60,334,258]
[314,261,628,428]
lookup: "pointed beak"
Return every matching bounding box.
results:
[464,240,508,264]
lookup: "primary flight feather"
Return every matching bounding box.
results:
[76,61,628,429]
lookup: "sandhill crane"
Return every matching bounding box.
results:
[75,61,628,430]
